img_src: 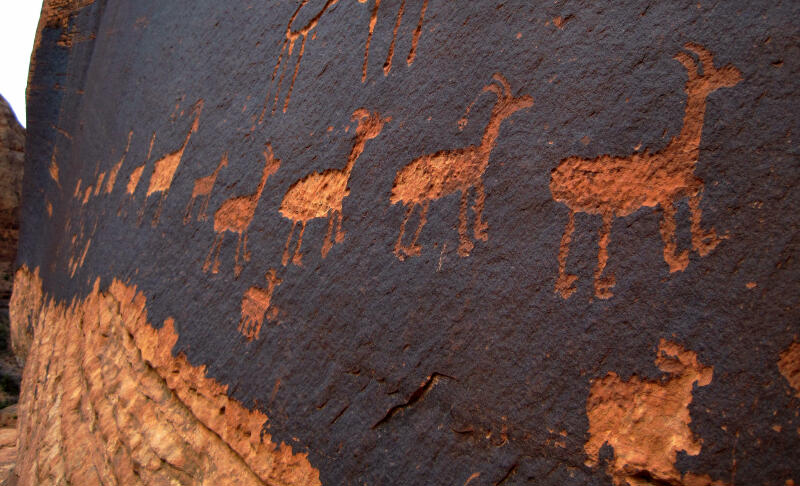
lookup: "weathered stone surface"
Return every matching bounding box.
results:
[0,95,24,421]
[0,95,24,302]
[12,0,800,485]
[0,405,18,484]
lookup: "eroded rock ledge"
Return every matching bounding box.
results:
[8,266,319,486]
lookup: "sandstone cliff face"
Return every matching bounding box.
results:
[0,94,24,486]
[11,0,800,485]
[0,95,24,303]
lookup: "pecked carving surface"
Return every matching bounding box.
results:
[14,1,800,484]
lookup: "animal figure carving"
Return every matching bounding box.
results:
[140,100,204,226]
[238,269,283,341]
[118,132,155,217]
[585,340,725,486]
[280,109,389,266]
[550,43,741,299]
[184,153,229,224]
[391,73,533,259]
[204,144,281,277]
[265,0,428,116]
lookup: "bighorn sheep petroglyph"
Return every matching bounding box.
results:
[184,153,229,224]
[550,43,741,299]
[204,144,281,277]
[391,73,533,260]
[280,109,389,266]
[140,100,204,226]
[238,269,282,341]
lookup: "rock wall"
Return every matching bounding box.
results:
[11,0,800,485]
[0,95,24,486]
[0,95,24,304]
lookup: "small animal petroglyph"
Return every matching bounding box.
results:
[585,339,726,486]
[140,100,204,226]
[238,269,282,341]
[550,43,741,299]
[391,73,532,260]
[265,0,428,116]
[204,144,281,277]
[184,153,229,224]
[280,109,389,266]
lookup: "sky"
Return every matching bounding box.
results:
[0,1,44,127]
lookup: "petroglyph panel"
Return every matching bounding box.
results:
[17,1,799,485]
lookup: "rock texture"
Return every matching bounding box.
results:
[12,0,800,485]
[0,95,24,302]
[0,95,24,425]
[9,266,318,486]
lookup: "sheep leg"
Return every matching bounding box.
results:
[473,180,488,241]
[335,210,345,243]
[151,193,166,227]
[212,235,223,274]
[234,233,244,278]
[292,222,306,266]
[203,237,215,272]
[593,213,616,299]
[136,201,146,227]
[203,234,222,273]
[689,188,722,257]
[282,221,297,266]
[183,196,196,224]
[198,194,210,221]
[251,316,264,341]
[407,200,429,256]
[660,199,690,273]
[322,213,335,259]
[394,204,415,260]
[555,210,578,299]
[458,189,474,257]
